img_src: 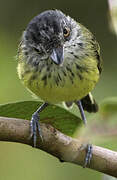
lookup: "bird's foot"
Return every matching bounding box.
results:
[83,144,93,168]
[30,112,43,147]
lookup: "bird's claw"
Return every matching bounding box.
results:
[83,144,92,168]
[30,112,43,147]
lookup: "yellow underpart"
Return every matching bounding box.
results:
[17,56,99,104]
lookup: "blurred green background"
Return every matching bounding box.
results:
[0,0,117,179]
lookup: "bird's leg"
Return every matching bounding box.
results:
[75,100,87,125]
[75,101,92,167]
[30,102,49,147]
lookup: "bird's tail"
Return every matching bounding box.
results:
[64,92,99,113]
[79,92,99,113]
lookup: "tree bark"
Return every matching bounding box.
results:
[0,116,117,177]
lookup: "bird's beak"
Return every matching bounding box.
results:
[50,46,64,65]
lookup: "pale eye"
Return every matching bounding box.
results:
[63,27,70,37]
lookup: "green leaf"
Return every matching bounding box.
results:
[0,101,82,136]
[100,97,117,117]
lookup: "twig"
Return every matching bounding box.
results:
[0,116,117,177]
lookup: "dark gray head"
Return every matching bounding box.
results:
[22,10,82,65]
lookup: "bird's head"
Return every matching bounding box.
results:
[22,10,83,65]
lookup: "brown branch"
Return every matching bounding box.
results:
[0,116,117,177]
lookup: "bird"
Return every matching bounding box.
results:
[17,9,102,166]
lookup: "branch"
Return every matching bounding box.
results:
[0,117,117,177]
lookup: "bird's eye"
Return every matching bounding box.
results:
[63,27,70,37]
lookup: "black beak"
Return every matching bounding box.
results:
[50,46,64,65]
